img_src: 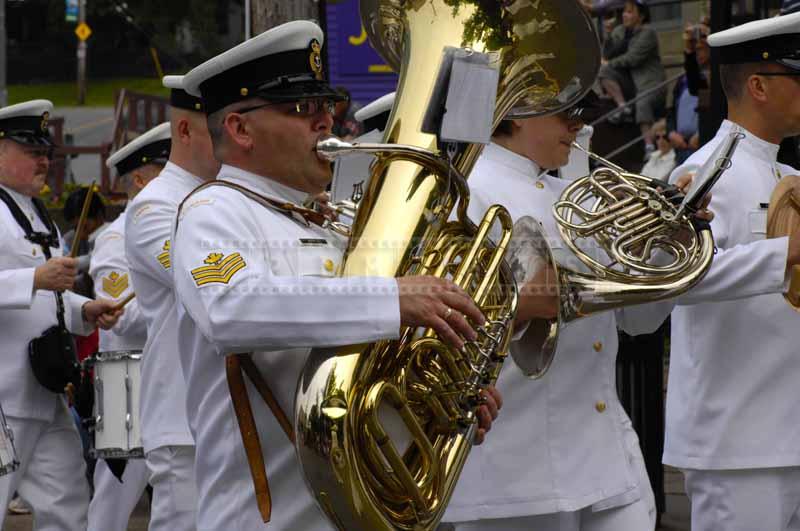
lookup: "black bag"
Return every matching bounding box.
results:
[0,188,81,394]
[28,325,81,394]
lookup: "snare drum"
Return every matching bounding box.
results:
[92,350,144,459]
[0,402,19,476]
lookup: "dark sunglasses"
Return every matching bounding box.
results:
[236,99,337,117]
[654,133,667,140]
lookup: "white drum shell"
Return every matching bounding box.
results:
[92,351,143,459]
[0,403,18,476]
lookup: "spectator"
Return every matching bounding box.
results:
[641,120,676,181]
[668,21,711,164]
[332,87,363,140]
[598,0,666,156]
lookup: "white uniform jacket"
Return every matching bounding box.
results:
[171,165,401,531]
[124,162,200,452]
[0,184,93,421]
[445,143,672,522]
[664,120,798,470]
[89,211,147,352]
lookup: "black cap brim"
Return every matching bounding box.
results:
[254,80,346,103]
[7,132,54,147]
[778,58,800,72]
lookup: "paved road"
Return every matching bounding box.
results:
[55,107,117,187]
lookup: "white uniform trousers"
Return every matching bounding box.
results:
[146,445,197,531]
[0,401,89,531]
[683,467,800,531]
[449,496,653,531]
[88,457,149,531]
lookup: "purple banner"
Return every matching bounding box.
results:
[326,0,393,76]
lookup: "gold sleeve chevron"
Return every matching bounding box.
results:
[102,271,129,298]
[191,252,247,287]
[157,240,171,270]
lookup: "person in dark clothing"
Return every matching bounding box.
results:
[667,22,711,164]
[598,0,666,156]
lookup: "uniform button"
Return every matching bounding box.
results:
[593,341,602,352]
[595,401,607,413]
[324,259,335,272]
[535,182,545,189]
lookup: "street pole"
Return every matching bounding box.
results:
[0,0,6,107]
[77,0,87,105]
[245,0,251,40]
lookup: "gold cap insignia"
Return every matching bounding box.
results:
[41,111,50,132]
[240,87,249,97]
[763,51,770,59]
[310,39,323,80]
[192,252,247,287]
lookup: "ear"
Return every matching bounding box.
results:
[510,119,525,132]
[132,170,147,190]
[746,73,769,104]
[223,113,253,151]
[177,118,191,144]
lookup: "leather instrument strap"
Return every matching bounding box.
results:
[226,353,295,524]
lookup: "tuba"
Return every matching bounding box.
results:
[766,174,800,310]
[294,1,600,529]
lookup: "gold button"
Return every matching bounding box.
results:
[240,87,249,96]
[324,259,335,272]
[595,401,607,413]
[535,182,545,189]
[593,341,602,352]
[763,51,770,60]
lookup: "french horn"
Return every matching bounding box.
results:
[505,131,743,377]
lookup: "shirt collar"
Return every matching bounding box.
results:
[216,164,310,206]
[720,119,780,164]
[163,161,205,188]
[482,142,549,182]
[0,183,34,209]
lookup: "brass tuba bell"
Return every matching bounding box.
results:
[766,174,800,310]
[294,1,600,529]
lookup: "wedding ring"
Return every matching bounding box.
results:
[444,307,453,320]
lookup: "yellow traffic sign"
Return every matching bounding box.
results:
[75,22,92,42]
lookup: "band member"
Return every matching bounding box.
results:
[173,21,497,530]
[437,90,674,530]
[0,99,120,530]
[123,76,220,531]
[666,13,800,531]
[87,123,170,531]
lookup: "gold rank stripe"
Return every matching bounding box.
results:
[102,273,129,298]
[157,251,171,269]
[191,253,247,286]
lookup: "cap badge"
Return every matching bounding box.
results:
[41,111,50,132]
[310,39,323,80]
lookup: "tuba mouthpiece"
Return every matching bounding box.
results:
[315,135,356,162]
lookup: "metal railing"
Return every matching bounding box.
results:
[590,71,685,161]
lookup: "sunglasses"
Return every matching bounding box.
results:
[237,98,338,117]
[654,133,667,140]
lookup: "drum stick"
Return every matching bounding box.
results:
[70,182,97,259]
[112,293,136,312]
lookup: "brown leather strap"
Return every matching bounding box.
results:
[226,355,272,523]
[239,355,296,444]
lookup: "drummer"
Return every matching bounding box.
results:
[86,122,171,531]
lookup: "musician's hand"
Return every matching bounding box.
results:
[310,192,338,221]
[397,276,485,351]
[474,385,502,445]
[515,266,559,325]
[674,172,694,193]
[82,299,124,330]
[34,257,77,292]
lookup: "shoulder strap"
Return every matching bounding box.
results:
[0,187,60,250]
[176,180,327,233]
[0,186,67,327]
